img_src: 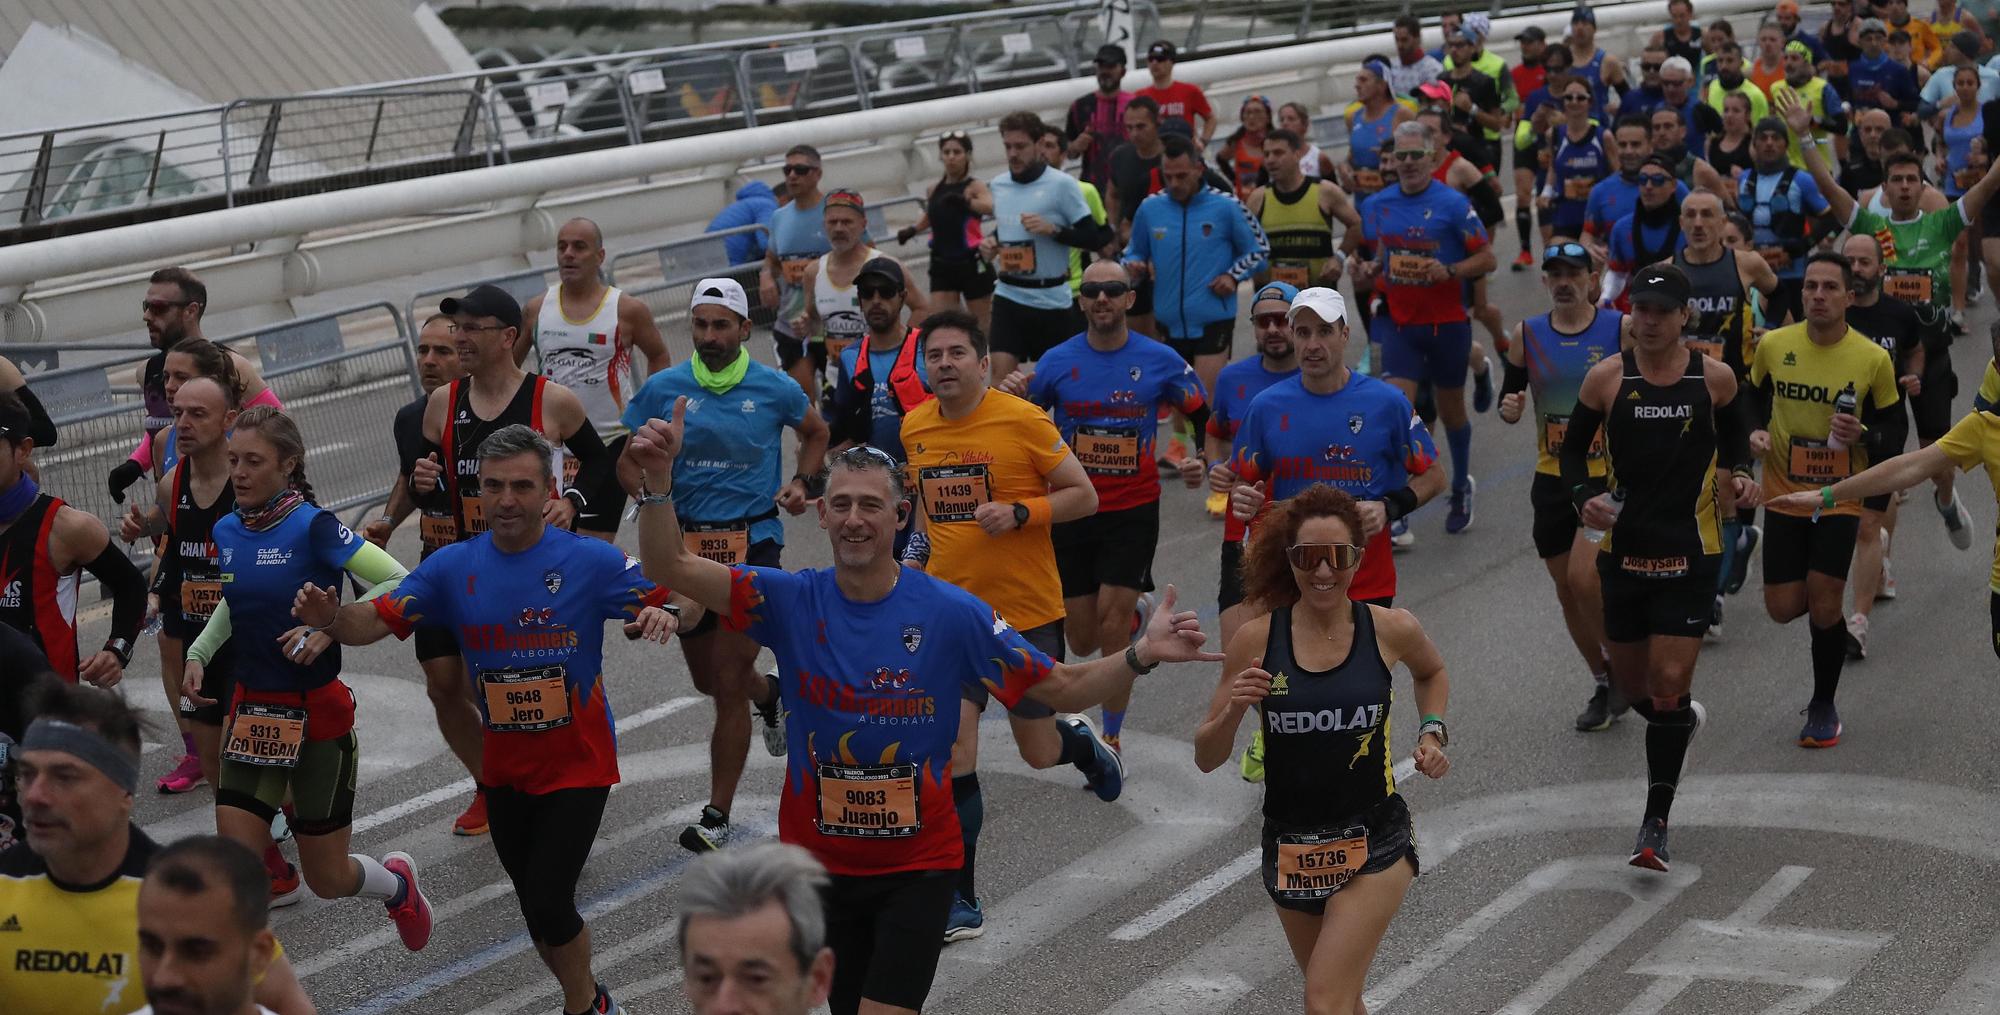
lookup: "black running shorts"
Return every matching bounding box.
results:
[1595,553,1720,642]
[989,296,1082,363]
[1053,500,1160,599]
[571,434,630,534]
[1219,538,1246,611]
[928,256,996,300]
[1166,319,1235,361]
[821,869,959,1013]
[1761,510,1860,585]
[1531,472,1583,560]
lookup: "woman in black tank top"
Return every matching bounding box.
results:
[1558,263,1757,875]
[1193,485,1450,1011]
[896,133,996,326]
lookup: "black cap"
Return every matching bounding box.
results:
[439,284,522,330]
[1953,30,1982,58]
[1752,115,1791,138]
[1627,263,1692,309]
[1516,24,1547,42]
[1571,5,1596,24]
[1094,44,1128,66]
[856,256,906,290]
[1148,40,1176,61]
[1641,153,1678,172]
[0,389,33,440]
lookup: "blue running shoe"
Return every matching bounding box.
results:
[1798,701,1842,748]
[1629,817,1671,872]
[1063,714,1125,802]
[1445,477,1476,535]
[944,895,985,942]
[1390,516,1414,549]
[1472,363,1494,413]
[1724,524,1759,595]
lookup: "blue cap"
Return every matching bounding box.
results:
[1253,281,1301,306]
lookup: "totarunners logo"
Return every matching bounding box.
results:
[799,670,937,726]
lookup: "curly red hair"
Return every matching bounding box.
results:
[1238,484,1369,611]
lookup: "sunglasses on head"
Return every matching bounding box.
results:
[783,163,819,176]
[1638,172,1675,186]
[1078,280,1131,299]
[1254,312,1290,329]
[857,284,902,300]
[1287,543,1363,571]
[836,444,901,469]
[940,130,969,143]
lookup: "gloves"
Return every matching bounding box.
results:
[107,460,145,505]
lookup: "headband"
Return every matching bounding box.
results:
[22,718,139,794]
[824,189,865,213]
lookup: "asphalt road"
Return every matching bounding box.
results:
[98,219,2000,1015]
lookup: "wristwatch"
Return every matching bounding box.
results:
[1011,502,1031,529]
[1418,717,1450,748]
[103,637,133,668]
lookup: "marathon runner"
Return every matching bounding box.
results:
[1746,253,1905,748]
[985,111,1113,385]
[797,192,928,411]
[519,217,672,540]
[761,145,834,397]
[897,308,1120,940]
[365,314,464,549]
[627,413,1221,1015]
[410,283,612,836]
[1013,260,1210,758]
[1351,120,1491,534]
[1583,116,1690,266]
[1673,189,1781,631]
[1602,155,1693,310]
[1249,129,1357,296]
[1559,263,1757,872]
[1793,96,2000,556]
[300,423,683,1015]
[1738,116,1836,325]
[1193,484,1449,1013]
[0,391,148,687]
[179,407,433,950]
[1205,282,1303,783]
[1836,232,1924,657]
[1497,242,1629,731]
[0,681,313,1013]
[616,278,828,853]
[896,131,996,329]
[829,258,926,462]
[1538,77,1611,243]
[1223,287,1445,611]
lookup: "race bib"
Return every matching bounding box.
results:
[1883,269,1934,305]
[1542,413,1605,460]
[1353,167,1385,192]
[918,464,992,522]
[1073,425,1141,476]
[561,450,581,489]
[180,580,223,620]
[1386,252,1433,286]
[1273,825,1369,900]
[222,704,306,768]
[997,242,1038,275]
[461,493,487,536]
[1620,554,1692,578]
[1271,263,1312,288]
[1788,437,1852,485]
[683,522,749,565]
[815,763,920,838]
[1685,335,1725,361]
[480,665,572,732]
[1563,175,1594,200]
[782,258,813,286]
[419,511,458,551]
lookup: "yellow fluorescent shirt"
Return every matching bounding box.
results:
[1749,323,1899,517]
[1934,409,2000,592]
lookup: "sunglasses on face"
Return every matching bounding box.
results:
[1287,542,1364,571]
[1254,312,1290,329]
[141,299,191,315]
[1079,280,1131,299]
[857,284,903,300]
[1564,93,1593,103]
[1391,149,1430,162]
[783,164,819,176]
[1642,62,1663,73]
[1638,173,1675,186]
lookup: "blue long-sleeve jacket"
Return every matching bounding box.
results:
[1123,185,1268,340]
[707,180,780,264]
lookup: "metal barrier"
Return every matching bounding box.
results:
[738,42,872,127]
[219,90,504,208]
[9,301,419,544]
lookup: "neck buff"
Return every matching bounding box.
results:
[692,347,751,394]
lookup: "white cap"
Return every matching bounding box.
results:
[1288,286,1348,327]
[690,277,749,319]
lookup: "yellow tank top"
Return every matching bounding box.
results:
[1259,182,1335,290]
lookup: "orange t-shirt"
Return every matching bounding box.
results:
[1750,58,1788,99]
[900,391,1072,630]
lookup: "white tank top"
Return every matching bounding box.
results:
[535,284,630,440]
[813,247,879,349]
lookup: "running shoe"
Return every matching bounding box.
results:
[452,790,489,837]
[1062,714,1124,801]
[588,984,628,1015]
[1574,683,1621,732]
[1705,594,1723,642]
[1938,492,1974,550]
[1878,554,1897,600]
[1798,701,1842,748]
[1512,249,1534,271]
[1845,612,1869,660]
[1204,490,1228,519]
[156,753,205,794]
[1389,516,1415,549]
[382,851,433,952]
[1239,728,1266,783]
[1157,436,1189,472]
[269,862,306,909]
[755,676,787,757]
[272,805,294,844]
[1130,591,1155,642]
[1723,524,1759,595]
[1629,817,1672,872]
[679,805,731,852]
[1445,477,1476,535]
[1472,365,1494,414]
[944,895,986,942]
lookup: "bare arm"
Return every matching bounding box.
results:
[1411,455,1448,506]
[621,294,671,376]
[1788,95,1857,224]
[1739,249,1782,299]
[515,295,543,369]
[896,257,930,319]
[967,178,995,216]
[1042,451,1100,523]
[1194,615,1271,772]
[255,949,317,1015]
[1026,584,1220,711]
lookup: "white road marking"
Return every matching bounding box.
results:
[1100,910,1285,1015]
[1107,756,1419,942]
[458,919,686,1015]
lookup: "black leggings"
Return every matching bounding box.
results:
[484,783,610,947]
[1989,592,2000,662]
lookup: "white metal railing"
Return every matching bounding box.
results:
[0,0,1771,349]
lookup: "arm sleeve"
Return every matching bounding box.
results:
[83,543,148,646]
[186,601,232,666]
[1501,357,1530,398]
[561,423,613,509]
[11,383,56,448]
[1861,389,1908,458]
[1052,213,1113,252]
[1750,375,1775,430]
[1559,400,1612,508]
[1716,383,1754,471]
[341,540,407,602]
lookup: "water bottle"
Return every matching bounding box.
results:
[1826,382,1857,452]
[1583,488,1627,544]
